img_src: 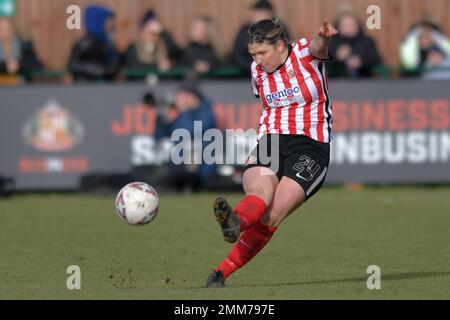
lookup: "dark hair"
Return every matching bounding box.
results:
[178,80,203,99]
[142,91,157,106]
[416,20,441,32]
[247,18,288,46]
[251,0,274,12]
[141,9,156,27]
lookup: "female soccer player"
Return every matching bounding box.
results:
[206,18,337,288]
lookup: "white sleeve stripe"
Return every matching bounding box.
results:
[293,46,311,59]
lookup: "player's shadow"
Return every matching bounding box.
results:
[238,271,450,288]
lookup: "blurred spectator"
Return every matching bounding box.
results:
[181,16,226,75]
[0,17,42,79]
[328,8,382,78]
[232,0,291,74]
[422,47,450,80]
[142,90,171,139]
[399,20,450,76]
[167,81,217,191]
[131,91,173,191]
[147,10,182,64]
[123,10,172,73]
[67,5,120,81]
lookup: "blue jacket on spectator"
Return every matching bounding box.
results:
[169,98,216,134]
[168,89,217,190]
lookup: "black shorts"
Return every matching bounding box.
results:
[243,134,330,201]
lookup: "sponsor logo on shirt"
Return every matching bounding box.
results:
[265,87,300,104]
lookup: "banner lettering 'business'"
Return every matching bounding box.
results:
[331,98,450,165]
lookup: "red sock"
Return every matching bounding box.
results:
[215,221,277,279]
[235,195,267,231]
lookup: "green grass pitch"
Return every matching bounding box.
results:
[0,187,449,299]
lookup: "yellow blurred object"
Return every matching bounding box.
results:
[344,182,364,191]
[0,74,21,85]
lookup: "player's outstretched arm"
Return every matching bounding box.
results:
[309,19,338,60]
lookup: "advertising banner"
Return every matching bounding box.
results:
[1,79,449,190]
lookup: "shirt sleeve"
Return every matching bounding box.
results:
[251,75,259,98]
[295,38,332,61]
[250,63,260,98]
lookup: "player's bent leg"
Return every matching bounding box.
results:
[242,166,278,205]
[207,220,277,287]
[207,167,279,287]
[208,177,305,286]
[212,166,278,244]
[236,166,278,230]
[260,176,306,227]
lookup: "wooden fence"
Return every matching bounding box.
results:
[14,0,450,70]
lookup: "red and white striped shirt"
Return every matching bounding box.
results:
[251,38,332,143]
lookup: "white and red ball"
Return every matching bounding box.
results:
[115,182,159,225]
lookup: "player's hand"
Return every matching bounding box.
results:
[317,20,338,38]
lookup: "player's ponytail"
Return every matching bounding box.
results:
[247,18,288,47]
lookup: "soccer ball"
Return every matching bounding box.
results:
[115,182,159,225]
